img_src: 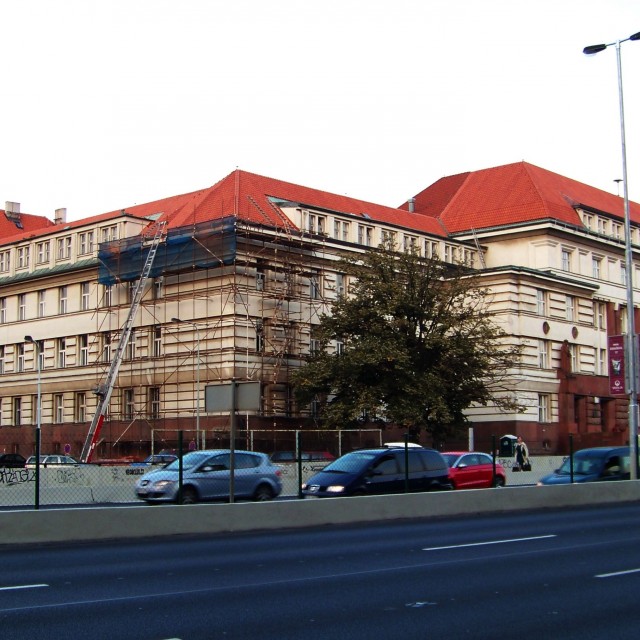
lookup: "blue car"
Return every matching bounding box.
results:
[301,447,452,497]
[537,446,630,485]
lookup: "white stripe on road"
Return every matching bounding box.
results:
[423,534,556,551]
[0,584,48,592]
[596,568,640,578]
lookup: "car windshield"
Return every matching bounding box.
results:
[556,452,605,475]
[164,452,211,471]
[441,454,460,467]
[322,452,377,473]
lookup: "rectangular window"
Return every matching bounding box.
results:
[102,285,113,307]
[38,290,46,318]
[75,392,87,422]
[59,286,68,314]
[538,339,549,369]
[335,273,345,297]
[149,387,160,419]
[334,220,350,241]
[612,223,622,239]
[256,269,265,291]
[569,344,578,372]
[310,338,321,355]
[79,334,89,366]
[78,231,94,255]
[561,249,572,272]
[0,297,5,323]
[310,271,322,300]
[152,326,162,357]
[153,277,163,300]
[13,397,22,426]
[54,394,64,423]
[597,218,608,234]
[335,340,344,355]
[125,330,136,360]
[538,394,550,423]
[592,257,602,279]
[403,235,418,252]
[307,213,326,234]
[256,320,264,352]
[18,294,26,321]
[102,332,112,363]
[566,295,575,322]
[425,241,439,258]
[599,348,607,375]
[123,388,135,420]
[621,263,627,286]
[595,302,606,330]
[357,225,373,246]
[381,229,397,246]
[36,241,50,264]
[0,250,9,272]
[16,343,25,372]
[57,337,66,368]
[536,290,547,316]
[57,236,72,260]
[0,345,4,374]
[81,282,90,311]
[101,225,117,242]
[17,246,29,269]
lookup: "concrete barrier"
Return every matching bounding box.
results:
[2,480,639,546]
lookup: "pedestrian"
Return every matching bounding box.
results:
[514,436,530,471]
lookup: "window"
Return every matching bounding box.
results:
[78,334,89,366]
[102,285,113,307]
[538,394,550,423]
[57,337,66,368]
[0,346,4,374]
[102,332,112,363]
[123,389,135,420]
[335,339,345,355]
[36,241,50,264]
[0,297,5,323]
[17,246,29,269]
[256,269,265,291]
[561,249,572,272]
[18,294,26,321]
[333,220,350,241]
[599,348,607,375]
[256,320,264,352]
[425,241,439,259]
[307,213,326,234]
[13,397,22,426]
[75,392,87,422]
[538,339,549,369]
[310,338,321,355]
[149,387,160,419]
[56,236,72,260]
[81,282,91,310]
[54,394,64,423]
[382,229,397,246]
[595,301,606,330]
[310,270,322,300]
[38,290,46,318]
[153,277,163,300]
[592,257,602,279]
[335,273,345,297]
[16,343,25,372]
[101,225,117,242]
[152,326,162,357]
[597,218,608,235]
[612,223,622,239]
[35,340,44,371]
[621,263,627,286]
[0,250,9,272]
[403,235,418,253]
[357,225,373,246]
[569,344,578,372]
[78,231,94,255]
[125,329,136,360]
[58,286,68,314]
[583,214,593,230]
[566,295,575,322]
[536,290,547,316]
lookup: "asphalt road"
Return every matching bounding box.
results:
[2,502,640,639]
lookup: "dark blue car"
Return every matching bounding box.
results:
[301,447,452,497]
[537,446,630,485]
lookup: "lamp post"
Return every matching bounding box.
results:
[584,31,640,479]
[172,318,202,449]
[24,335,41,509]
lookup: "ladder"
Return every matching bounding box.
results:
[80,222,166,462]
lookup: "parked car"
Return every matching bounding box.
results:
[301,447,452,498]
[441,451,507,489]
[25,455,80,468]
[0,453,26,468]
[130,454,178,467]
[537,446,630,485]
[135,450,282,504]
[270,451,335,463]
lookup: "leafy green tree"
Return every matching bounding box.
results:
[292,243,524,443]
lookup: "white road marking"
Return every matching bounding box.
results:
[0,584,48,592]
[423,534,556,551]
[596,568,640,578]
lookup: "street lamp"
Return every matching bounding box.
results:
[24,335,41,509]
[172,318,202,449]
[584,31,640,479]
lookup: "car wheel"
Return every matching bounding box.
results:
[179,487,198,505]
[493,477,505,488]
[253,484,274,501]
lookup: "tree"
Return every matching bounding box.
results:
[292,243,524,443]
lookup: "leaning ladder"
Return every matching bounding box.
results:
[80,222,166,462]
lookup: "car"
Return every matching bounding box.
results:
[130,454,178,467]
[135,449,283,504]
[301,447,452,498]
[441,451,507,489]
[0,453,26,468]
[270,451,335,463]
[537,446,630,485]
[25,455,80,468]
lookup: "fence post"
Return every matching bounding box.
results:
[296,430,303,499]
[178,430,184,504]
[34,426,41,510]
[569,434,574,484]
[403,433,410,493]
[491,435,497,487]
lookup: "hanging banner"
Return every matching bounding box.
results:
[608,335,626,395]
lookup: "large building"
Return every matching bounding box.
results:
[1,161,639,459]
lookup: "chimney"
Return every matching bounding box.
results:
[4,201,20,221]
[54,208,67,224]
[408,197,416,213]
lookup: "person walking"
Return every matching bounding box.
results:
[514,436,529,471]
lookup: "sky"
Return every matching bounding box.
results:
[3,0,640,221]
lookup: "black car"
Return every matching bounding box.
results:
[537,446,630,485]
[301,447,452,497]
[0,453,26,468]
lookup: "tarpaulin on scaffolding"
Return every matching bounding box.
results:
[98,217,238,285]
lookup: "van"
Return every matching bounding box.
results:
[537,446,630,485]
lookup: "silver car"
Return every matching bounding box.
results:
[135,450,282,504]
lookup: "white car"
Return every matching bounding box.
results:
[25,455,80,468]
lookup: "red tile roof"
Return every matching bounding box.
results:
[0,210,56,240]
[405,161,640,233]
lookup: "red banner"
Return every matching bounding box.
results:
[608,335,626,395]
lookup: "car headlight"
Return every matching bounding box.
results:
[326,485,346,493]
[301,483,308,490]
[153,480,175,489]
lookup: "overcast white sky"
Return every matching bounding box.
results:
[3,0,640,221]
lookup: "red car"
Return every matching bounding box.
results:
[441,451,506,489]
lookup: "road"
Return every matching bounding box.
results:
[2,502,640,639]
